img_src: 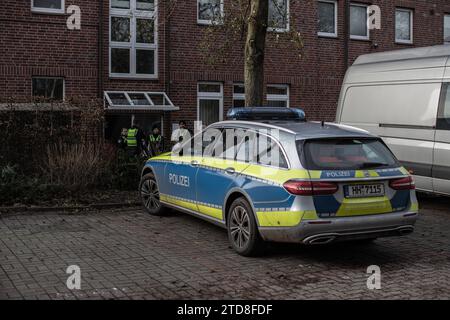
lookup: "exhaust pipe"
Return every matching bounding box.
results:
[306,236,336,245]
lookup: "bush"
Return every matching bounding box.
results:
[41,141,116,190]
[0,165,63,205]
[109,150,146,191]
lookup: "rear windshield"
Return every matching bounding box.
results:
[299,138,399,170]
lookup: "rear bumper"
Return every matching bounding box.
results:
[258,211,418,244]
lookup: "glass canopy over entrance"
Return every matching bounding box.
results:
[104,91,179,111]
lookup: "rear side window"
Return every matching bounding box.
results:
[299,138,399,170]
[437,83,450,130]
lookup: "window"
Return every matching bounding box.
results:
[267,84,289,108]
[198,83,223,126]
[268,0,289,32]
[444,15,450,44]
[318,0,337,37]
[110,0,157,78]
[32,77,64,101]
[300,139,399,170]
[395,8,413,44]
[197,0,224,25]
[438,83,450,130]
[233,83,245,108]
[31,0,64,14]
[257,134,288,168]
[350,3,369,40]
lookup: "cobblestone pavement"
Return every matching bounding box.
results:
[1,194,450,300]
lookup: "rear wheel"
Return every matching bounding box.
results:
[227,197,265,257]
[140,173,166,216]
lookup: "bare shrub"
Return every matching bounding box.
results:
[41,141,116,189]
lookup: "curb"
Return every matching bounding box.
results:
[0,202,142,216]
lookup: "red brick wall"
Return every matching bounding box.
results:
[1,0,449,127]
[0,0,99,100]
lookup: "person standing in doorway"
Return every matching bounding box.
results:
[148,126,164,157]
[171,120,191,144]
[127,122,145,156]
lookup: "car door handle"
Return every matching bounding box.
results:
[225,167,236,175]
[191,160,199,167]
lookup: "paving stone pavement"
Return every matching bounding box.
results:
[1,195,450,300]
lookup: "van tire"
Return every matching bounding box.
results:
[227,197,265,257]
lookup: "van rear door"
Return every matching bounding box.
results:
[338,83,439,193]
[433,83,450,195]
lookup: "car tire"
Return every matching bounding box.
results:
[227,197,265,257]
[140,173,167,216]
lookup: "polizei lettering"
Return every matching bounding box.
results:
[169,173,190,187]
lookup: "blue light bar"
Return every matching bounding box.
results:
[227,107,306,122]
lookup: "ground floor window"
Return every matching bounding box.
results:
[32,0,64,14]
[444,15,450,44]
[32,77,64,101]
[233,83,245,108]
[395,8,413,44]
[267,84,289,108]
[197,82,223,126]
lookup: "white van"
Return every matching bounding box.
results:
[336,45,450,196]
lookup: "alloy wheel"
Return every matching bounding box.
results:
[141,179,160,211]
[229,206,251,249]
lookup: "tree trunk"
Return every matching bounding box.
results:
[244,0,269,107]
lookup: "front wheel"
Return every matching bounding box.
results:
[140,173,167,216]
[227,197,265,257]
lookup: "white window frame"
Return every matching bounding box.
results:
[267,84,290,108]
[197,82,224,123]
[109,0,158,79]
[445,14,450,44]
[31,0,65,14]
[233,83,245,108]
[350,3,370,41]
[317,0,338,38]
[395,8,413,44]
[197,0,224,25]
[268,0,290,33]
[32,76,65,101]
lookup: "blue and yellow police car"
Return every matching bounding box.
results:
[140,108,418,256]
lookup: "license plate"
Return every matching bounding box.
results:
[345,184,385,198]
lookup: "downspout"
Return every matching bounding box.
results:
[344,0,350,70]
[165,1,172,143]
[99,0,105,139]
[98,0,104,99]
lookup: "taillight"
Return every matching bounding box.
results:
[389,176,415,190]
[283,180,338,196]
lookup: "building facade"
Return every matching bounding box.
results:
[1,0,450,140]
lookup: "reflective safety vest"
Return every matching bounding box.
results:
[127,128,138,147]
[149,135,162,143]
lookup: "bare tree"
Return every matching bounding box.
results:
[196,0,304,107]
[245,0,269,107]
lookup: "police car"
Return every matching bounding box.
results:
[140,108,418,256]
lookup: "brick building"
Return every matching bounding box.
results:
[1,0,450,141]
